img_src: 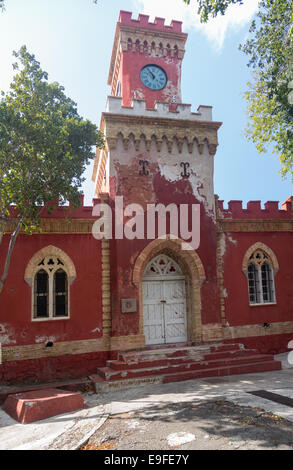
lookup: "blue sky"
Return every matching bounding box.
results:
[0,0,291,207]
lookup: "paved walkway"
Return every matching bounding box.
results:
[0,353,292,450]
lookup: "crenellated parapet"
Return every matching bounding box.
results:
[217,199,293,219]
[106,96,213,121]
[216,197,293,232]
[3,195,109,234]
[118,11,184,34]
[98,98,221,157]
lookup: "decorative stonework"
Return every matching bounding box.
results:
[242,242,279,276]
[132,236,206,343]
[101,112,220,156]
[217,219,293,232]
[24,245,77,287]
[4,219,94,234]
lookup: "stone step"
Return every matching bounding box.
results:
[118,343,242,363]
[92,359,282,393]
[162,360,282,384]
[98,354,275,381]
[203,349,258,361]
[107,349,259,371]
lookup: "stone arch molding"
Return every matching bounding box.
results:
[133,236,206,286]
[133,236,206,343]
[242,242,279,276]
[24,245,77,287]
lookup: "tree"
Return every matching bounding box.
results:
[183,0,244,22]
[0,46,104,293]
[184,0,293,179]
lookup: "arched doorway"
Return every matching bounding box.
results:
[142,254,187,345]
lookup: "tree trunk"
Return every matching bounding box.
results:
[0,220,22,294]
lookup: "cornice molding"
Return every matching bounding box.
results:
[3,218,95,235]
[217,219,293,232]
[102,112,221,155]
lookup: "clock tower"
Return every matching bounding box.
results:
[107,10,187,109]
[92,11,223,349]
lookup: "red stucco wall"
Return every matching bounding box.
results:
[0,232,103,347]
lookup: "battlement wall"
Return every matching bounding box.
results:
[106,96,213,121]
[7,195,109,220]
[217,197,293,219]
[118,10,183,34]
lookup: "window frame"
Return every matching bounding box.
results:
[25,246,76,322]
[31,256,70,321]
[242,244,278,307]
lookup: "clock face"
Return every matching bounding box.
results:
[140,65,167,91]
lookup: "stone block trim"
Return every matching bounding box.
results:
[216,232,226,328]
[217,219,293,233]
[223,321,293,340]
[2,338,108,362]
[110,334,146,351]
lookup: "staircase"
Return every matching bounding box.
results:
[91,343,282,393]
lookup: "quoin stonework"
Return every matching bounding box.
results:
[0,11,292,385]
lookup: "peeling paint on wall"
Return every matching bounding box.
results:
[0,323,16,345]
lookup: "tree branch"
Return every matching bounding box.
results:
[0,219,22,294]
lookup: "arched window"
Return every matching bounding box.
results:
[54,268,68,317]
[244,247,277,305]
[32,256,69,319]
[247,262,260,304]
[25,246,76,321]
[34,269,49,318]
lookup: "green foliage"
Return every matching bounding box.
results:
[0,46,104,232]
[182,0,244,22]
[183,0,293,178]
[240,0,293,179]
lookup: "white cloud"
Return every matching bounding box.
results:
[133,0,260,49]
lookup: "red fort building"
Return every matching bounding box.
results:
[0,11,292,388]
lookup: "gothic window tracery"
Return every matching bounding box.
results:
[143,254,183,279]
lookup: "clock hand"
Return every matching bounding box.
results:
[147,70,155,80]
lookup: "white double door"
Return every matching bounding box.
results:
[143,278,187,345]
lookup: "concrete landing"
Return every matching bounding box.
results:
[3,388,87,424]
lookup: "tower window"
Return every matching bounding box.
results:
[116,81,121,97]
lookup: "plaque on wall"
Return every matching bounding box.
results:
[121,298,137,313]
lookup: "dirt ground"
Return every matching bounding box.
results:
[80,399,293,451]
